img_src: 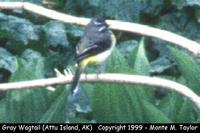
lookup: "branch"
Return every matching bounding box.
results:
[0,73,200,110]
[0,2,200,56]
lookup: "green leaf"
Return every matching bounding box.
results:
[89,0,165,21]
[5,88,49,123]
[65,25,84,38]
[92,83,170,123]
[4,49,49,123]
[93,81,148,123]
[117,40,138,59]
[11,49,45,81]
[43,21,69,48]
[127,38,150,75]
[168,92,197,122]
[133,38,150,75]
[0,13,39,45]
[197,115,200,123]
[150,56,176,74]
[158,12,200,41]
[140,100,171,123]
[156,92,182,121]
[172,0,200,9]
[65,0,94,16]
[165,47,200,122]
[92,49,139,122]
[92,48,159,122]
[169,47,200,94]
[0,48,17,73]
[175,100,196,122]
[69,117,93,123]
[93,0,144,22]
[0,99,6,122]
[128,38,153,101]
[106,48,130,73]
[141,0,165,16]
[39,87,67,123]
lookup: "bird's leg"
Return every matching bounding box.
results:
[84,69,88,81]
[95,63,106,79]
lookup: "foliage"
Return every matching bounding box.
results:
[43,21,69,48]
[0,0,200,123]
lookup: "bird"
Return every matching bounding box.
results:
[70,17,116,95]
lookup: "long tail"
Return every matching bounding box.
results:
[70,64,83,95]
[67,64,91,121]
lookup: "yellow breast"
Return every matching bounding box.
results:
[79,31,116,68]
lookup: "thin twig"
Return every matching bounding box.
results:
[0,2,200,56]
[0,73,200,110]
